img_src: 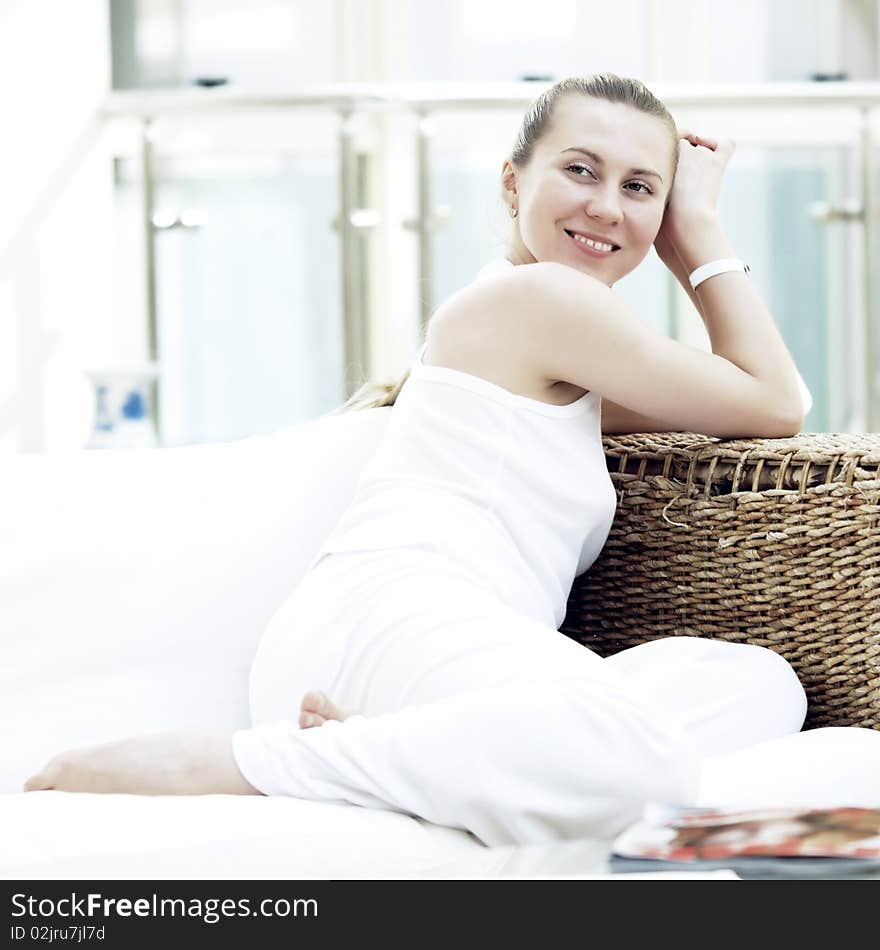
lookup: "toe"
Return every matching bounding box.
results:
[299,689,352,723]
[300,689,327,715]
[299,711,325,729]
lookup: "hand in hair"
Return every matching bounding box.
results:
[654,130,736,261]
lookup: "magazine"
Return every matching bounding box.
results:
[610,804,880,879]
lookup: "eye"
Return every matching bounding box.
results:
[626,180,653,195]
[567,162,596,179]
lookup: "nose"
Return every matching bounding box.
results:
[586,184,623,225]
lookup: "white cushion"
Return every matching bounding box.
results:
[696,726,880,809]
[0,408,390,794]
[0,792,481,879]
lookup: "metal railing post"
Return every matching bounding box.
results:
[140,117,161,443]
[416,111,435,334]
[403,109,450,335]
[860,107,878,432]
[338,108,366,396]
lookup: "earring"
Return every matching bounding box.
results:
[509,207,518,219]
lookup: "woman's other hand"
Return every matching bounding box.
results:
[654,131,736,263]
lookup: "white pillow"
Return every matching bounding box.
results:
[697,727,880,809]
[0,408,390,793]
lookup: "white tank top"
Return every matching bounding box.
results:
[316,260,618,629]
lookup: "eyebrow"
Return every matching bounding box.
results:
[560,147,664,183]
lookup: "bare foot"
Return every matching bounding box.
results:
[299,689,353,729]
[22,730,263,796]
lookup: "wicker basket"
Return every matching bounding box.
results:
[561,432,880,730]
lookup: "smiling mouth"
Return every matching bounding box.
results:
[564,230,621,253]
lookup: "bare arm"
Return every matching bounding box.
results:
[599,239,807,436]
[653,231,707,320]
[602,240,703,434]
[593,131,809,436]
[667,215,805,421]
[449,263,802,440]
[598,266,710,436]
[597,236,715,436]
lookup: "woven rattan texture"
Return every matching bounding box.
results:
[561,432,880,730]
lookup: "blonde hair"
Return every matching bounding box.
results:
[337,72,676,413]
[330,370,410,415]
[509,73,679,179]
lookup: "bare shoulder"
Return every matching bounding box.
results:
[426,263,589,405]
[433,260,800,439]
[431,261,606,360]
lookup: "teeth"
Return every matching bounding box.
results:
[570,232,614,252]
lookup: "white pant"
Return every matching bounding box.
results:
[232,547,807,847]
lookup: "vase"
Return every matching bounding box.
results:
[84,367,159,449]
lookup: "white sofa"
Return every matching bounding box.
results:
[3,408,880,879]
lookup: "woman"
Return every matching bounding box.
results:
[24,75,810,848]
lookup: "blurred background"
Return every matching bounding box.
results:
[2,0,879,453]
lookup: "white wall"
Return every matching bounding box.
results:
[0,0,113,452]
[390,0,649,82]
[179,0,337,86]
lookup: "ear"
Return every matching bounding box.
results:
[500,159,518,201]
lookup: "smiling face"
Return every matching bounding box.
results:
[501,95,676,286]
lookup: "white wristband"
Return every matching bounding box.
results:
[688,258,750,291]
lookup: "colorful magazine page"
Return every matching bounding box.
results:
[610,805,880,879]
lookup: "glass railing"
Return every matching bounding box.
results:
[100,82,880,444]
